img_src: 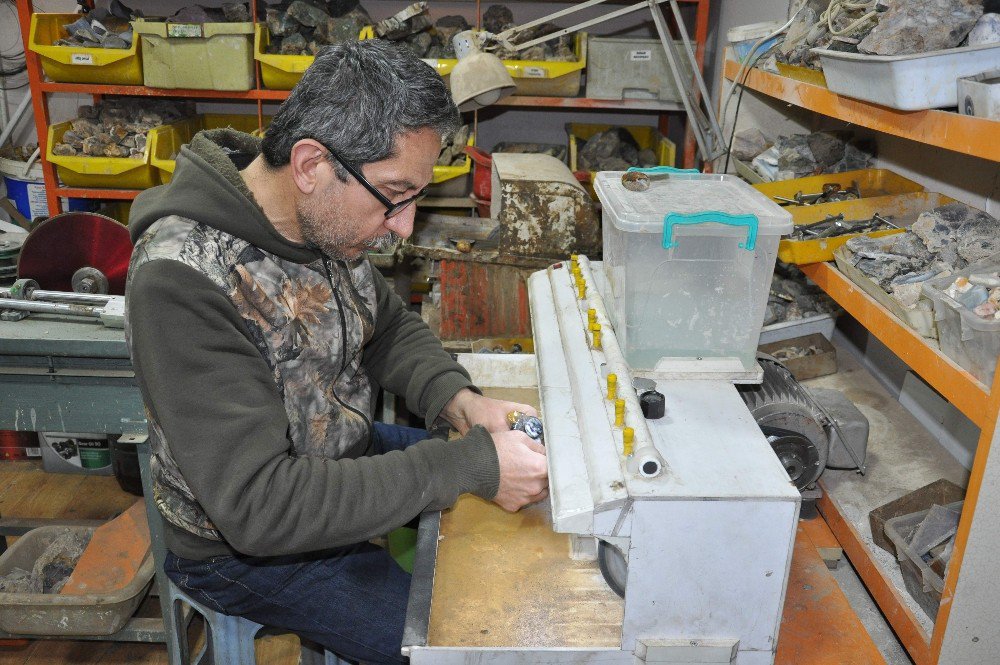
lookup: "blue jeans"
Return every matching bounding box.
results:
[164,423,428,664]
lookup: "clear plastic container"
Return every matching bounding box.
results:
[594,168,792,371]
[922,258,1000,387]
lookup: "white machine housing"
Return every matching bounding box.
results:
[529,258,800,664]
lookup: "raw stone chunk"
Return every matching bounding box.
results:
[222,2,251,22]
[731,128,770,161]
[266,8,300,38]
[858,0,983,55]
[482,4,514,34]
[287,0,331,28]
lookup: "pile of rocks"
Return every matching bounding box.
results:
[51,99,193,159]
[845,202,1000,310]
[778,0,994,69]
[56,13,133,50]
[436,125,471,167]
[576,127,659,172]
[765,262,839,326]
[741,130,874,182]
[0,144,38,162]
[264,0,373,55]
[483,5,576,62]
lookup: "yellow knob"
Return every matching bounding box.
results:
[577,281,587,300]
[623,427,635,456]
[571,264,581,278]
[587,308,596,327]
[570,253,579,263]
[592,324,602,350]
[607,373,617,400]
[614,398,625,427]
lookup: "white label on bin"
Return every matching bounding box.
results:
[630,50,653,61]
[27,183,49,220]
[71,53,94,65]
[523,66,547,78]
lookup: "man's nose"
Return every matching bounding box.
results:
[385,206,416,239]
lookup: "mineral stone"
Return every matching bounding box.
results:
[483,4,514,34]
[858,0,983,55]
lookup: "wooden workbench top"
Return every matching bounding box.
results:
[427,386,623,649]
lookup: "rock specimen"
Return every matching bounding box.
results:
[859,0,983,55]
[576,128,659,172]
[53,99,192,159]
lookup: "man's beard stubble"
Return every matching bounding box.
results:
[297,201,399,261]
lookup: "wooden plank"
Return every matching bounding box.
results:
[427,494,624,649]
[801,261,990,428]
[775,525,885,665]
[723,59,1000,163]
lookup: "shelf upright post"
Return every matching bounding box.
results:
[16,0,63,218]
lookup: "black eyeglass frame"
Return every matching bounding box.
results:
[321,144,426,219]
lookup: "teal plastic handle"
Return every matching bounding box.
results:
[626,165,701,175]
[662,211,759,251]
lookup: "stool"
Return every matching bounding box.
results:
[164,577,348,665]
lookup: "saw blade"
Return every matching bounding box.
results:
[17,212,132,295]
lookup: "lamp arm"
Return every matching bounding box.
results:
[494,0,672,51]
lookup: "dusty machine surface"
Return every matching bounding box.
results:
[490,152,600,258]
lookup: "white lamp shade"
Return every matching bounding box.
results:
[450,51,516,112]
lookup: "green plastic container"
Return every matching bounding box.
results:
[133,20,254,90]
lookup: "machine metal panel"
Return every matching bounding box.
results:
[643,381,801,501]
[0,315,128,359]
[622,500,798,656]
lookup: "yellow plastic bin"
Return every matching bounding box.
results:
[753,169,929,264]
[568,123,676,199]
[46,120,174,190]
[150,114,269,184]
[254,24,315,90]
[775,191,956,265]
[132,19,255,91]
[29,13,143,85]
[427,134,475,198]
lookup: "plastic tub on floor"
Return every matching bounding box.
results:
[0,525,154,636]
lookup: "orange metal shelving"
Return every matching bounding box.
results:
[17,0,712,215]
[729,60,1000,665]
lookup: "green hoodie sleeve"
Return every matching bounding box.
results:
[127,259,499,558]
[362,269,481,428]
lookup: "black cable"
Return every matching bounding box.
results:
[722,58,755,174]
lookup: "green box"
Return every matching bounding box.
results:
[133,19,254,91]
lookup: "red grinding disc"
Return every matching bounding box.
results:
[17,212,133,295]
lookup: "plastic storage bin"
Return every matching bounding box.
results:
[46,120,172,190]
[132,19,254,90]
[568,123,676,199]
[884,501,964,620]
[28,13,143,85]
[922,259,1000,387]
[833,243,938,339]
[812,43,1000,111]
[727,22,785,62]
[150,113,266,184]
[254,25,454,90]
[595,168,793,372]
[587,37,690,101]
[0,525,154,636]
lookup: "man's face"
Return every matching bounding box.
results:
[297,127,440,261]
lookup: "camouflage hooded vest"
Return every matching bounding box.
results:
[126,216,377,542]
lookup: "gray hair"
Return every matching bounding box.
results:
[261,40,460,178]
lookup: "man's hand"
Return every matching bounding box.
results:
[441,388,538,435]
[491,430,549,511]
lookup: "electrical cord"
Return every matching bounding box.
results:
[721,46,767,176]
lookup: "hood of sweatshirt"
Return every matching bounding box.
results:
[128,128,320,264]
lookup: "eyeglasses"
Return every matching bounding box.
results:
[321,144,426,219]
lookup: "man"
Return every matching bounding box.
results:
[124,40,548,664]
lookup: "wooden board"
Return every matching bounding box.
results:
[427,495,624,648]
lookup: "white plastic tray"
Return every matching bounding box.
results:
[812,43,1000,111]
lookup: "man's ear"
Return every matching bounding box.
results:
[289,139,329,195]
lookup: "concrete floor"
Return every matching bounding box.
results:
[826,529,915,665]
